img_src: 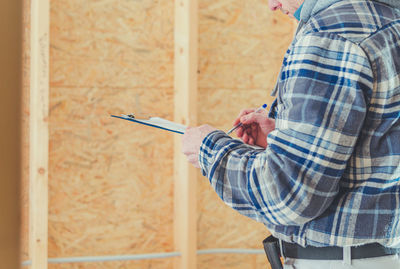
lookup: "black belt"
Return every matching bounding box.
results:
[263,235,400,269]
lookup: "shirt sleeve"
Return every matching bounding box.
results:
[199,32,373,226]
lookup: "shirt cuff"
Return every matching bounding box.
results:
[199,130,229,177]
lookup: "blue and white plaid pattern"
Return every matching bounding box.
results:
[199,0,400,247]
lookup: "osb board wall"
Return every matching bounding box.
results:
[48,259,176,269]
[197,0,296,268]
[198,254,268,269]
[48,0,175,267]
[21,0,296,268]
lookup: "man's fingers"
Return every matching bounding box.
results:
[238,108,256,118]
[248,136,255,145]
[233,108,256,127]
[236,126,244,137]
[246,128,256,145]
[240,114,255,124]
[249,124,257,138]
[242,133,249,143]
[241,111,268,124]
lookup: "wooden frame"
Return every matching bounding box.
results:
[27,0,198,267]
[29,0,49,268]
[24,0,298,268]
[173,0,198,268]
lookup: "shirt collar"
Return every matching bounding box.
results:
[300,0,342,22]
[293,3,304,21]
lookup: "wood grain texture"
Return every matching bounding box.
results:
[48,87,175,258]
[20,0,296,268]
[174,0,198,268]
[49,0,176,264]
[29,0,49,268]
[198,254,271,269]
[48,258,176,269]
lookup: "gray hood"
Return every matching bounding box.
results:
[300,0,400,22]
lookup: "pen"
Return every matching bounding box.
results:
[226,104,268,135]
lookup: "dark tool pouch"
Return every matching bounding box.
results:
[263,235,283,269]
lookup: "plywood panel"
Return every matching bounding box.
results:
[17,0,297,268]
[197,176,269,249]
[197,0,296,268]
[198,254,270,269]
[198,88,275,129]
[48,87,175,258]
[49,0,175,265]
[198,62,284,90]
[50,0,173,60]
[51,57,172,89]
[48,258,176,269]
[198,0,295,91]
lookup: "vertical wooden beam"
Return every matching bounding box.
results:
[0,0,22,268]
[173,0,198,269]
[29,0,49,268]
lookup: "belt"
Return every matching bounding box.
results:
[263,235,400,268]
[281,240,400,260]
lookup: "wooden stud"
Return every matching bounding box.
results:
[29,0,49,268]
[173,0,198,269]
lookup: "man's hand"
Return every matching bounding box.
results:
[233,108,275,148]
[182,124,216,168]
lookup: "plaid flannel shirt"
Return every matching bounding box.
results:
[199,0,400,247]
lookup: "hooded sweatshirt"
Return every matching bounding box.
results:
[300,0,400,22]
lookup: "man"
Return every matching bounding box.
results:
[182,0,400,268]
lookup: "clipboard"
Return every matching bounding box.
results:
[111,114,187,134]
